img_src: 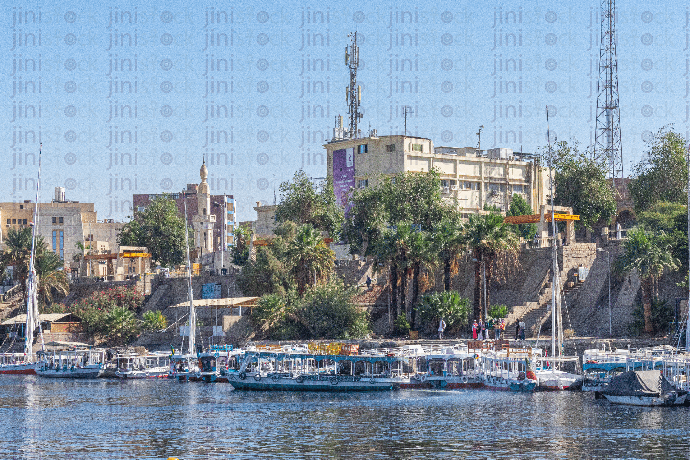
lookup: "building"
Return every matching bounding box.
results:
[0,188,123,267]
[132,161,237,254]
[253,202,277,238]
[324,134,550,217]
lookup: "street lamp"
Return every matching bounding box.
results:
[597,247,612,336]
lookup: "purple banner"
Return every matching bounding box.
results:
[333,148,354,208]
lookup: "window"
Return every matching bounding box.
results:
[441,180,449,187]
[357,179,369,189]
[52,217,57,224]
[22,219,27,225]
[411,143,423,152]
[59,230,64,259]
[52,230,57,251]
[58,217,64,224]
[358,144,368,154]
[488,183,500,192]
[12,219,16,224]
[386,144,396,152]
[512,184,524,194]
[6,219,10,225]
[465,182,480,191]
[19,205,23,209]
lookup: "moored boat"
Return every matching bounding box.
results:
[36,348,105,379]
[480,348,538,392]
[600,370,688,406]
[0,353,37,375]
[114,352,171,379]
[535,356,582,391]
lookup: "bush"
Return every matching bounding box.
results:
[488,304,508,319]
[142,310,167,331]
[416,291,471,335]
[630,298,675,335]
[106,307,140,345]
[393,314,411,337]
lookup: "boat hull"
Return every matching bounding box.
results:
[604,393,688,406]
[0,364,36,375]
[229,374,395,391]
[36,367,102,379]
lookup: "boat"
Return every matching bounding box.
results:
[35,348,105,378]
[480,347,538,392]
[114,351,171,379]
[194,345,243,382]
[410,345,483,390]
[600,370,688,406]
[0,147,44,375]
[229,347,409,391]
[535,356,582,391]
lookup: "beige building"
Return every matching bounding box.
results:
[253,202,278,238]
[325,134,550,217]
[0,188,122,268]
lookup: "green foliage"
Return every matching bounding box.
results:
[431,211,466,291]
[48,286,144,343]
[393,314,411,337]
[0,226,69,307]
[286,224,335,296]
[416,291,471,333]
[630,298,675,336]
[274,170,344,239]
[637,202,688,267]
[142,310,167,331]
[231,224,252,266]
[488,304,509,319]
[237,242,294,297]
[551,140,616,229]
[118,195,190,267]
[508,194,537,239]
[629,128,689,213]
[252,282,368,340]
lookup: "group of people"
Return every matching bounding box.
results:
[471,318,507,340]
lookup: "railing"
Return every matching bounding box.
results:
[1,284,21,302]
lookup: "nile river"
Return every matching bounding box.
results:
[1,375,689,459]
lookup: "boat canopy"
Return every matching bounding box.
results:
[604,370,676,397]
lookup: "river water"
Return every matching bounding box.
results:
[1,375,689,459]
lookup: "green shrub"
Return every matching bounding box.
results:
[416,291,471,333]
[142,310,167,331]
[393,314,411,337]
[106,307,140,345]
[630,298,675,335]
[488,304,508,319]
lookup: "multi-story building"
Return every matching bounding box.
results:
[325,134,550,217]
[0,187,123,267]
[132,160,237,253]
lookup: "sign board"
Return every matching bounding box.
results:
[333,148,355,208]
[202,283,222,299]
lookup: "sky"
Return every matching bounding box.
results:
[2,0,689,223]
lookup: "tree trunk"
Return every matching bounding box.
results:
[473,251,482,322]
[444,256,451,291]
[411,262,421,330]
[641,277,654,333]
[391,264,399,317]
[400,267,408,321]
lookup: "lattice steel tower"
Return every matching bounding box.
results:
[345,32,362,139]
[595,0,623,181]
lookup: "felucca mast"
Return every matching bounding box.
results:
[547,108,560,358]
[183,191,196,356]
[25,144,42,359]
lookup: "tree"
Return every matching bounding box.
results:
[432,212,466,292]
[552,140,616,230]
[298,282,369,339]
[106,306,140,345]
[463,210,520,322]
[274,170,344,239]
[416,291,471,335]
[118,195,190,267]
[231,224,252,266]
[628,128,688,213]
[285,224,335,296]
[0,227,69,307]
[618,228,679,333]
[142,310,168,331]
[507,194,537,239]
[637,202,687,268]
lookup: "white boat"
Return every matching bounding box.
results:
[229,349,408,391]
[36,348,105,378]
[194,346,244,383]
[480,348,538,392]
[410,346,483,390]
[601,370,688,406]
[0,353,37,375]
[114,352,171,379]
[168,353,198,381]
[535,356,582,390]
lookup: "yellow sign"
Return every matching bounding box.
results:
[121,252,151,258]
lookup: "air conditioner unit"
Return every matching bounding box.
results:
[442,187,450,194]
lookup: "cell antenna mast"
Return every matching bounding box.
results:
[345,32,363,139]
[594,0,622,184]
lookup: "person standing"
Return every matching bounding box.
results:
[519,319,526,340]
[438,318,447,340]
[472,320,478,340]
[478,319,484,340]
[515,321,520,341]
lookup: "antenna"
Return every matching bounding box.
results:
[477,125,484,151]
[594,0,622,186]
[403,106,413,136]
[345,32,363,139]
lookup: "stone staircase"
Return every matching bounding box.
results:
[141,284,170,313]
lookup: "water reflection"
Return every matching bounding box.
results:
[0,377,689,458]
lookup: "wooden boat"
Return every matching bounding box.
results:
[229,348,408,391]
[0,353,37,375]
[601,370,688,406]
[114,352,171,379]
[480,348,538,392]
[194,346,244,383]
[535,356,582,390]
[36,348,105,378]
[411,347,483,390]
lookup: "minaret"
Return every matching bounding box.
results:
[193,157,216,260]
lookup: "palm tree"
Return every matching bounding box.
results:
[286,224,335,296]
[618,228,679,333]
[463,211,520,322]
[408,228,435,330]
[433,215,466,291]
[0,227,69,308]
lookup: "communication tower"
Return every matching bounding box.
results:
[344,32,362,139]
[594,0,623,182]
